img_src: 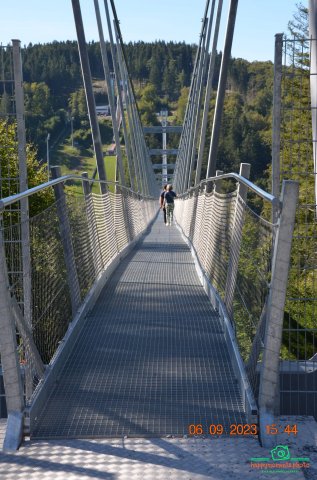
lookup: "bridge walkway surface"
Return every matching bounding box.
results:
[32,216,245,439]
[1,218,316,478]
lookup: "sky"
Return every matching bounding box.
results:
[0,0,304,62]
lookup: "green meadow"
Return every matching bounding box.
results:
[51,141,117,194]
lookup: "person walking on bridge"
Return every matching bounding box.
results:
[164,184,176,226]
[160,184,167,225]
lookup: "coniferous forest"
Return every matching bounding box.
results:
[6,40,273,185]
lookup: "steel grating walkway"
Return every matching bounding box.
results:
[32,217,246,438]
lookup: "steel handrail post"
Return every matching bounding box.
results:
[258,180,299,448]
[51,166,81,316]
[0,218,24,450]
[272,33,283,225]
[224,163,251,318]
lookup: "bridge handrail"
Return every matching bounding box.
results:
[179,173,277,206]
[174,173,299,447]
[0,172,276,211]
[0,174,155,211]
[0,168,158,426]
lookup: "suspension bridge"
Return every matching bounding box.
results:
[0,0,316,479]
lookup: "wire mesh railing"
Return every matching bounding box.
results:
[0,44,21,304]
[0,41,32,402]
[0,177,157,406]
[29,199,74,366]
[277,35,317,418]
[235,201,276,393]
[174,174,276,399]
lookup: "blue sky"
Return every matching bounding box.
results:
[1,0,303,61]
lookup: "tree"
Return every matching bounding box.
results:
[0,119,53,217]
[148,54,163,94]
[24,82,52,116]
[288,2,308,40]
[0,91,11,116]
[162,58,178,100]
[177,69,186,90]
[138,84,160,112]
[287,2,309,67]
[137,84,161,126]
[229,58,249,94]
[68,88,87,120]
[176,87,189,123]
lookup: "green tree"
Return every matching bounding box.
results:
[69,88,87,120]
[138,83,160,112]
[162,58,178,100]
[288,1,308,40]
[177,69,186,90]
[0,120,53,217]
[176,87,189,123]
[0,91,11,116]
[288,2,309,67]
[137,83,161,126]
[24,82,52,116]
[148,54,163,94]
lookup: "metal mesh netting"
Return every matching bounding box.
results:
[204,192,236,297]
[3,223,24,305]
[0,45,21,251]
[29,202,72,365]
[0,44,24,411]
[0,47,20,286]
[1,184,156,404]
[234,201,276,394]
[175,185,235,297]
[113,189,130,252]
[277,36,317,417]
[92,192,118,267]
[68,194,100,298]
[0,45,15,122]
[280,37,317,363]
[174,180,275,398]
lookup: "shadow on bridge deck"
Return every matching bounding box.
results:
[32,218,246,438]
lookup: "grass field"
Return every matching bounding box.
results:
[51,141,117,194]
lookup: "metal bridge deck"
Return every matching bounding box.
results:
[32,217,246,438]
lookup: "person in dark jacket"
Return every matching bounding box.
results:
[160,184,167,224]
[164,184,176,226]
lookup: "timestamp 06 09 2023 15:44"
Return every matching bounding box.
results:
[188,424,299,436]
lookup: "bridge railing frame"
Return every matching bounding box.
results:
[0,168,299,449]
[175,165,298,447]
[0,173,157,450]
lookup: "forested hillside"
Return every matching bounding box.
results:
[0,40,274,182]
